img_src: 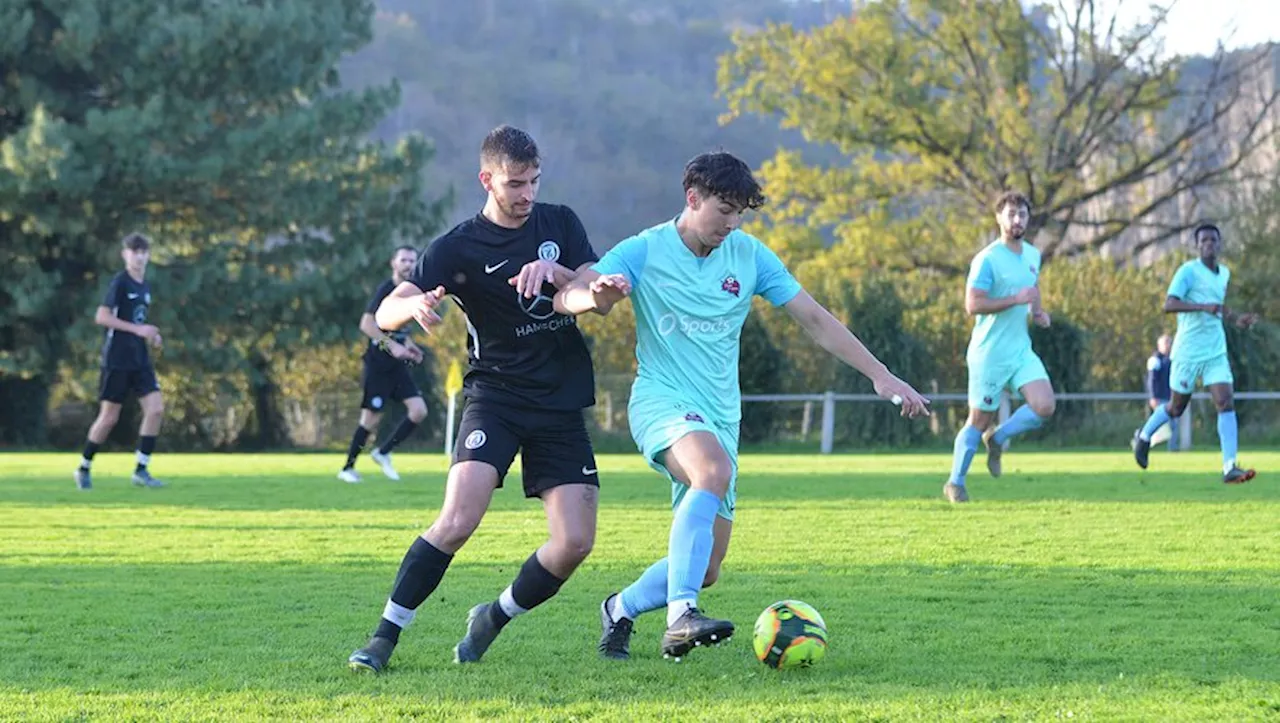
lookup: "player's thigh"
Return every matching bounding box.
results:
[1169,358,1203,396]
[138,389,164,416]
[95,398,123,425]
[359,364,394,413]
[1202,355,1234,391]
[660,431,734,497]
[967,359,1012,414]
[453,401,521,483]
[540,482,599,550]
[98,369,130,404]
[430,461,502,550]
[519,409,598,499]
[132,368,161,406]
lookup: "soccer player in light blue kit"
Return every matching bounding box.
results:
[943,191,1056,504]
[554,152,930,661]
[1132,223,1259,483]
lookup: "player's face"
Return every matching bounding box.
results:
[122,247,149,274]
[996,202,1029,240]
[390,249,416,280]
[1196,229,1221,260]
[687,190,746,248]
[481,162,540,222]
[1157,335,1171,354]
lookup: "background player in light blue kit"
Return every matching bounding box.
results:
[943,191,1055,504]
[1132,223,1260,484]
[555,151,930,661]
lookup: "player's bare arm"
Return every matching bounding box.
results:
[553,268,632,316]
[374,281,445,333]
[95,305,162,347]
[359,312,416,362]
[965,286,1038,316]
[508,261,594,299]
[783,290,931,417]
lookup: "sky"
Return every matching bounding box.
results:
[1106,0,1275,57]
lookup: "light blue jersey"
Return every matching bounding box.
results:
[593,219,802,426]
[965,240,1041,363]
[1167,259,1230,363]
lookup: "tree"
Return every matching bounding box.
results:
[0,1,443,445]
[718,0,1280,273]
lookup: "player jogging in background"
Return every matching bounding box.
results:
[74,233,166,490]
[1132,223,1260,483]
[943,191,1056,504]
[346,125,604,673]
[338,245,428,483]
[555,151,930,662]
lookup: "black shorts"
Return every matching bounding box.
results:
[361,362,421,411]
[98,367,160,403]
[454,399,599,498]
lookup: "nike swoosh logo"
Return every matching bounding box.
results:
[582,466,597,476]
[484,260,509,274]
[127,293,140,299]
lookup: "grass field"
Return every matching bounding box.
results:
[1,450,1278,721]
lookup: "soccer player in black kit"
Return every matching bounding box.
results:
[347,126,624,672]
[337,245,429,483]
[74,233,166,490]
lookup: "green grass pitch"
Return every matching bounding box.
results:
[1,450,1277,721]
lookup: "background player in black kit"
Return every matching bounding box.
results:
[337,245,429,483]
[74,233,166,490]
[348,126,624,672]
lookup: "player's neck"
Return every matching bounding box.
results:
[675,212,714,258]
[481,199,529,230]
[126,268,146,283]
[999,235,1023,250]
[1199,257,1219,272]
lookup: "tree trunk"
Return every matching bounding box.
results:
[244,354,289,450]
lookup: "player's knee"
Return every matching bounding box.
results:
[428,513,481,550]
[97,406,121,427]
[1214,399,1234,413]
[407,400,428,423]
[144,400,165,418]
[1030,397,1056,418]
[687,460,733,498]
[554,530,594,564]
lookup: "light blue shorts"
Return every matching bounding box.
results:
[628,394,739,521]
[1170,354,1234,395]
[967,350,1050,412]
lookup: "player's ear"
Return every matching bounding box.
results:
[686,187,701,210]
[478,169,493,194]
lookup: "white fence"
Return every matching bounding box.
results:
[742,391,1280,454]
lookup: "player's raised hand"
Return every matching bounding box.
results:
[411,286,445,332]
[589,273,631,298]
[1032,309,1052,328]
[873,374,931,418]
[509,260,560,298]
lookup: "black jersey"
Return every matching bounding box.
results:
[99,271,152,370]
[362,278,412,372]
[410,203,598,411]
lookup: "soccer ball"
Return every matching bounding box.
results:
[752,599,828,669]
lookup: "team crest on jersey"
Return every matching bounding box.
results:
[464,429,487,450]
[538,240,560,262]
[684,412,704,423]
[982,396,993,406]
[721,275,740,297]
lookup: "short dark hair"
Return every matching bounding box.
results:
[481,125,540,171]
[121,233,151,251]
[994,191,1031,214]
[682,151,766,211]
[392,244,417,257]
[1194,222,1221,240]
